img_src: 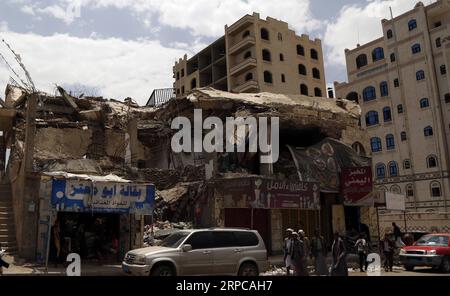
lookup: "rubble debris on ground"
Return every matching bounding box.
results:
[143,220,193,246]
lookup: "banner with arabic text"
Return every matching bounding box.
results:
[51,178,154,214]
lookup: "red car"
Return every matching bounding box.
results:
[400,233,450,273]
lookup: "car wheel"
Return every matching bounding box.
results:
[440,257,450,273]
[238,262,258,276]
[404,265,414,271]
[151,264,175,276]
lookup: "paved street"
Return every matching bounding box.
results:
[2,254,449,276]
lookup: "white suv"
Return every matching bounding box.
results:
[122,228,269,276]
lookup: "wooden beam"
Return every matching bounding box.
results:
[57,86,80,112]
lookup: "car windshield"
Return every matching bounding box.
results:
[159,231,191,248]
[416,235,449,246]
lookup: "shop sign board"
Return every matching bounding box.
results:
[51,178,154,214]
[220,177,320,210]
[341,166,373,206]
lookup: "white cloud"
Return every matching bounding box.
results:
[324,0,434,67]
[0,21,8,32]
[21,4,35,16]
[36,0,322,37]
[0,31,192,105]
[36,4,77,25]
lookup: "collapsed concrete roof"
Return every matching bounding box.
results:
[153,87,362,140]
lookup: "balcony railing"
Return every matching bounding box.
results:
[229,36,256,55]
[230,58,257,76]
[227,15,254,35]
[146,88,176,107]
[233,79,259,93]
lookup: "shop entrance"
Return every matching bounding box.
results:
[224,208,271,254]
[50,212,122,263]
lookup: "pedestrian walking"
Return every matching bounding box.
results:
[298,230,310,275]
[354,233,368,272]
[283,228,294,275]
[0,243,10,276]
[330,232,348,276]
[392,222,405,247]
[290,232,307,276]
[383,233,395,272]
[310,228,328,275]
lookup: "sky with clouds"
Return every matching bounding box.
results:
[0,0,434,105]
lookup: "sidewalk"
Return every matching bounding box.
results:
[2,254,123,276]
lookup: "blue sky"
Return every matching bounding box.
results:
[0,0,430,104]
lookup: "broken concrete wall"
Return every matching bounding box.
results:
[34,127,92,159]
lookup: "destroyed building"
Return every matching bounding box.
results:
[0,85,372,260]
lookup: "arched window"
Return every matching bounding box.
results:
[346,92,359,103]
[406,184,414,198]
[279,53,284,61]
[424,126,433,137]
[262,49,271,61]
[427,155,438,168]
[375,163,386,179]
[394,78,399,87]
[181,86,185,94]
[397,104,403,114]
[352,142,366,156]
[430,181,441,197]
[420,98,429,108]
[445,93,450,103]
[363,86,376,101]
[176,72,180,80]
[263,71,273,83]
[190,78,197,90]
[390,53,396,62]
[440,65,447,75]
[388,161,398,177]
[281,74,286,83]
[403,159,411,169]
[372,47,384,62]
[314,88,322,97]
[300,84,308,96]
[386,134,395,150]
[181,69,185,77]
[390,185,401,194]
[380,81,388,96]
[298,64,307,75]
[245,72,253,81]
[436,37,441,48]
[365,111,379,126]
[356,54,368,69]
[416,70,425,80]
[261,28,269,40]
[411,43,421,54]
[312,68,320,79]
[383,106,391,122]
[408,19,417,31]
[297,44,305,56]
[401,131,407,141]
[277,32,283,41]
[244,51,251,59]
[370,137,382,152]
[242,30,250,38]
[387,29,393,39]
[310,49,318,60]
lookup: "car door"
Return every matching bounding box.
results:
[212,231,241,275]
[180,231,213,275]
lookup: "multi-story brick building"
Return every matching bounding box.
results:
[173,12,326,98]
[335,1,450,232]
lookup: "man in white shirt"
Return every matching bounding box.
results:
[354,234,368,272]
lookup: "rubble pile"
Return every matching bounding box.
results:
[143,220,193,246]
